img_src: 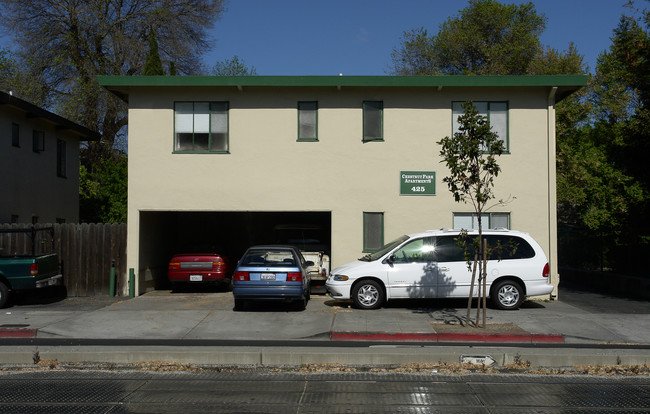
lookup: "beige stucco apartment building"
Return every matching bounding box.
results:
[99,75,587,296]
[0,91,99,224]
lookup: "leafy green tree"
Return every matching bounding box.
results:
[79,155,128,223]
[390,0,585,76]
[556,1,649,272]
[143,30,165,76]
[527,43,587,75]
[212,55,258,76]
[438,102,506,326]
[0,48,48,106]
[391,0,547,75]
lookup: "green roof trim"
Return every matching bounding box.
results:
[98,74,588,88]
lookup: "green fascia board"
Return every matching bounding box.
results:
[97,74,588,88]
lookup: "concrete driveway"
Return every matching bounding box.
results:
[2,283,649,344]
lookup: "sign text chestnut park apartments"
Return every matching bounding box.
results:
[400,171,436,196]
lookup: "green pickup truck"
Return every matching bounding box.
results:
[0,227,63,308]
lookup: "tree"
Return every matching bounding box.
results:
[143,30,165,76]
[390,0,586,76]
[0,0,226,160]
[391,0,547,75]
[80,155,128,223]
[212,55,258,76]
[527,43,587,75]
[556,2,650,272]
[438,102,506,327]
[0,48,48,106]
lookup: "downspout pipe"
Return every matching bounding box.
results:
[548,86,558,299]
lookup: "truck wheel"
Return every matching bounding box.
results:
[0,282,9,308]
[352,280,384,310]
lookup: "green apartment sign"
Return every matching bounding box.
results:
[400,171,436,196]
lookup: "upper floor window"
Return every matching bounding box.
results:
[12,123,19,147]
[174,102,229,153]
[363,101,383,142]
[298,101,318,141]
[57,139,67,178]
[33,130,44,153]
[452,101,508,152]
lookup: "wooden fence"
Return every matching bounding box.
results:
[0,223,127,297]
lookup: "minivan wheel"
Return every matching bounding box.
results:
[491,280,523,310]
[352,280,384,310]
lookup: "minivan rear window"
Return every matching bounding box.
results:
[433,235,535,262]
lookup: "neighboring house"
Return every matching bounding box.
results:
[0,91,100,224]
[98,75,587,296]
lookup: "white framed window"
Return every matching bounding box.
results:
[453,212,510,230]
[174,101,229,153]
[452,101,508,151]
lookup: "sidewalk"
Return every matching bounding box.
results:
[0,289,649,368]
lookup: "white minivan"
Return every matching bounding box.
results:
[326,229,553,310]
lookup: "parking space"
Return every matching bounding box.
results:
[137,211,331,290]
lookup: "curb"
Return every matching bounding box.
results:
[0,328,37,338]
[330,331,565,344]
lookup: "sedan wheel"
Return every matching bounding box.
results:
[352,280,384,310]
[233,299,246,311]
[491,280,523,310]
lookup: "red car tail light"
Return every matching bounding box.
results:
[542,263,550,278]
[30,263,38,276]
[234,271,249,281]
[169,262,180,270]
[213,258,226,272]
[286,272,302,282]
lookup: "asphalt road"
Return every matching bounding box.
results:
[0,369,648,413]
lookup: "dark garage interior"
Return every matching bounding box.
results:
[138,211,331,291]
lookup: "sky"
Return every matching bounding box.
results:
[204,0,634,75]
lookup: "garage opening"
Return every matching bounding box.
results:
[138,211,331,291]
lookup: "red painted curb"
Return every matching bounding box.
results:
[0,328,37,338]
[330,331,564,343]
[531,333,565,343]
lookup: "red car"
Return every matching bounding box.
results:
[168,253,232,287]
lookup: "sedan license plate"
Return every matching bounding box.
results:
[189,275,203,282]
[260,273,276,281]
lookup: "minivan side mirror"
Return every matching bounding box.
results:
[384,254,396,264]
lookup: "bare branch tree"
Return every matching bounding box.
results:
[0,0,226,158]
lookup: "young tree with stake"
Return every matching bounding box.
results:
[437,101,506,327]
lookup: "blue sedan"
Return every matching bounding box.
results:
[232,246,312,311]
